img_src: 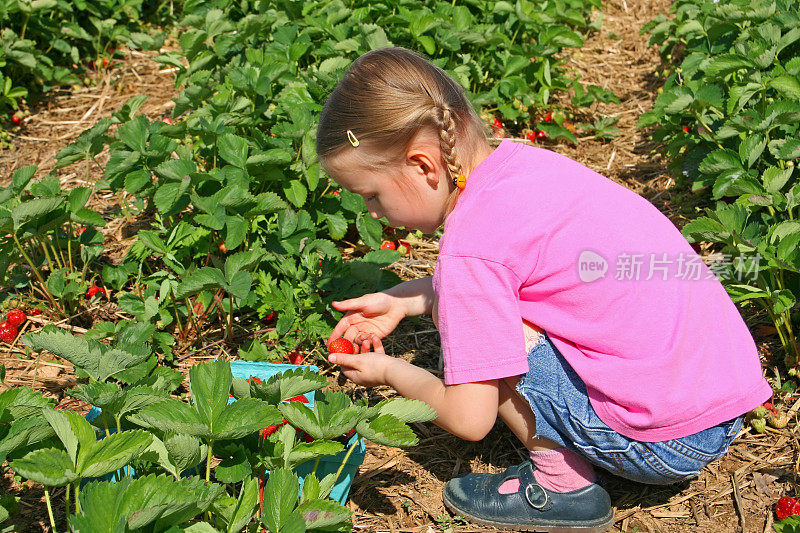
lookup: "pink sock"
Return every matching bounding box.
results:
[498,447,596,494]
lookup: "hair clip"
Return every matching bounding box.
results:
[453,174,466,190]
[347,129,359,147]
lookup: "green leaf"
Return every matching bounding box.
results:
[770,74,800,100]
[11,197,64,230]
[120,474,224,530]
[763,166,794,193]
[356,212,382,249]
[116,116,149,152]
[738,134,766,169]
[262,469,299,533]
[296,498,351,529]
[283,180,307,208]
[11,448,76,486]
[252,367,327,405]
[213,398,282,440]
[155,159,196,181]
[227,476,259,533]
[129,399,208,438]
[375,398,437,423]
[175,267,226,299]
[11,165,37,191]
[355,414,418,447]
[218,134,250,169]
[700,149,742,174]
[80,429,153,478]
[43,408,91,466]
[214,445,250,484]
[189,360,232,431]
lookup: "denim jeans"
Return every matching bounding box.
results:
[514,331,743,484]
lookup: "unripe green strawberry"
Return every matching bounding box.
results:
[768,410,789,429]
[748,406,768,421]
[750,418,767,433]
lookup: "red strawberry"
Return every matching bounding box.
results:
[102,57,109,67]
[287,395,309,403]
[0,322,17,343]
[544,113,552,122]
[491,118,503,130]
[75,226,87,236]
[11,115,21,125]
[163,117,174,125]
[261,419,288,438]
[776,496,800,520]
[218,243,228,254]
[343,429,355,438]
[525,131,537,142]
[250,376,263,385]
[263,309,277,322]
[6,310,26,328]
[536,130,547,140]
[332,191,340,196]
[764,401,774,410]
[381,241,396,250]
[328,338,354,354]
[287,351,304,365]
[29,308,42,316]
[296,429,315,442]
[682,126,690,133]
[86,285,106,299]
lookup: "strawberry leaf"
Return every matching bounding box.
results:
[213,398,282,440]
[296,497,351,529]
[262,468,300,533]
[80,429,152,478]
[129,398,208,438]
[11,448,77,486]
[356,414,418,448]
[373,398,437,423]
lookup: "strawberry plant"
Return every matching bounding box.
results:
[640,0,800,368]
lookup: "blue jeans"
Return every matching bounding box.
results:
[514,331,743,484]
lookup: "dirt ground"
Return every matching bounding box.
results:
[1,1,796,532]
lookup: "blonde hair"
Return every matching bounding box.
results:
[316,47,487,184]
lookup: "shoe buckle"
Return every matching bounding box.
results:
[524,484,548,509]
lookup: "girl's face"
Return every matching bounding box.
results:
[324,134,455,234]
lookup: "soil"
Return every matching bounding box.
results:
[1,2,796,532]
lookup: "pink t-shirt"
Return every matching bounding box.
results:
[432,139,771,441]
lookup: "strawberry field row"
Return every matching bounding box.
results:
[639,0,800,374]
[2,0,617,364]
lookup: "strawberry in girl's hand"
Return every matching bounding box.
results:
[776,496,800,520]
[287,351,304,365]
[0,323,17,343]
[328,338,354,354]
[6,310,27,328]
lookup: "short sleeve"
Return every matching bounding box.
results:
[434,254,530,385]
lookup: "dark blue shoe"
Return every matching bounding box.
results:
[442,460,614,532]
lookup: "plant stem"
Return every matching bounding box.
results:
[12,233,63,315]
[227,294,234,342]
[311,457,321,478]
[330,437,361,489]
[44,487,57,533]
[206,440,214,482]
[74,482,81,514]
[65,483,71,528]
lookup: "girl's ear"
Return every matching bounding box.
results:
[406,141,444,189]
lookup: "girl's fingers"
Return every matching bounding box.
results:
[370,334,385,354]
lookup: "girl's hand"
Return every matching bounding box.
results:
[328,334,394,388]
[328,292,407,348]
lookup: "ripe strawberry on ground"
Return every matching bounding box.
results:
[11,115,21,125]
[544,112,552,122]
[29,308,42,316]
[536,130,547,140]
[218,243,228,253]
[776,496,800,520]
[0,323,18,343]
[682,126,690,133]
[85,285,106,299]
[163,117,174,125]
[525,131,537,142]
[287,351,304,365]
[491,117,503,130]
[381,241,396,250]
[328,338,354,354]
[6,310,26,328]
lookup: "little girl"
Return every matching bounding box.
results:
[317,47,771,532]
